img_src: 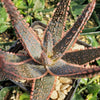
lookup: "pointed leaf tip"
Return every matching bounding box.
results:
[43,0,71,55]
[52,0,96,61]
[62,47,100,65]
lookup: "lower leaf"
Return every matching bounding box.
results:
[31,74,56,100]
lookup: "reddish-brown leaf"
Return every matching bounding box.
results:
[43,0,71,55]
[52,0,96,61]
[0,51,47,81]
[2,0,43,63]
[47,59,100,78]
[31,74,56,100]
[62,47,100,65]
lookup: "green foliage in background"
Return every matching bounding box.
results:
[72,77,100,100]
[12,0,45,23]
[19,93,30,100]
[70,0,86,19]
[0,3,10,33]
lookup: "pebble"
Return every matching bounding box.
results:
[51,77,72,100]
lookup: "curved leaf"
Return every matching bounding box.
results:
[0,51,46,81]
[47,59,100,78]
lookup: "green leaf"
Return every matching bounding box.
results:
[0,87,13,100]
[0,41,15,46]
[25,15,32,23]
[19,93,30,100]
[86,94,93,100]
[97,60,100,66]
[72,0,86,4]
[80,78,88,85]
[86,94,97,100]
[81,31,100,35]
[82,27,100,33]
[13,0,27,9]
[92,11,100,26]
[87,76,98,85]
[87,35,99,47]
[78,86,87,94]
[0,7,9,33]
[70,1,86,19]
[33,0,45,12]
[40,8,54,13]
[0,24,8,33]
[0,41,15,51]
[34,12,43,20]
[90,95,97,100]
[27,0,34,8]
[87,84,100,94]
[0,7,8,22]
[72,93,84,100]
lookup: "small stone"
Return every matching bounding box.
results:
[55,83,62,91]
[58,91,66,100]
[12,90,16,93]
[67,86,72,92]
[61,84,70,90]
[61,90,68,95]
[59,77,72,84]
[58,98,63,100]
[20,80,26,83]
[50,90,58,99]
[56,79,60,85]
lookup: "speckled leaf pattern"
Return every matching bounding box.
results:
[43,0,71,54]
[47,59,100,78]
[62,47,100,65]
[0,51,46,81]
[3,0,43,63]
[32,74,56,100]
[52,0,96,60]
[0,69,7,81]
[0,51,30,62]
[1,0,100,100]
[2,61,46,80]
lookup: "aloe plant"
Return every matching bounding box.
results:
[0,0,100,100]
